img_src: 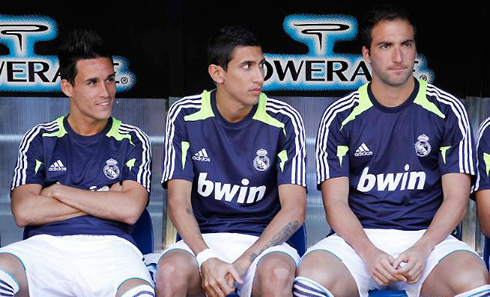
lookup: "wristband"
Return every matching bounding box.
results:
[196,248,218,270]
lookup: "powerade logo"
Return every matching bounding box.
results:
[0,15,135,93]
[263,14,434,91]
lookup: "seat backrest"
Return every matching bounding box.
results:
[130,208,154,255]
[287,224,307,257]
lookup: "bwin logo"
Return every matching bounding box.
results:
[197,173,266,204]
[357,164,426,192]
[0,14,136,93]
[263,14,434,92]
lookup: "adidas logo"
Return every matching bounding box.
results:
[354,143,373,157]
[48,160,67,172]
[192,148,211,162]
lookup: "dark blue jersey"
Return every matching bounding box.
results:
[316,78,475,231]
[475,117,490,191]
[11,116,152,243]
[162,90,306,236]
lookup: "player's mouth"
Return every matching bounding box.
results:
[96,101,112,108]
[250,87,262,96]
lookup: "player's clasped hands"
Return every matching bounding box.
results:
[393,244,431,284]
[364,244,430,286]
[200,258,243,297]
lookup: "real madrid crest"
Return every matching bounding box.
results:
[414,134,431,157]
[103,158,120,180]
[253,149,271,171]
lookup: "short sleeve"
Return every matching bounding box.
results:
[122,127,152,192]
[276,107,306,187]
[476,118,490,191]
[315,108,350,189]
[438,101,476,176]
[161,103,195,188]
[11,126,46,190]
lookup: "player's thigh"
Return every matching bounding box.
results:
[297,250,359,297]
[0,253,29,297]
[156,250,202,293]
[421,250,489,297]
[252,252,296,295]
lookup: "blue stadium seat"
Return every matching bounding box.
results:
[368,290,408,297]
[129,208,154,255]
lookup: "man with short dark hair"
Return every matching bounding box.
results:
[293,4,489,297]
[0,29,154,297]
[149,26,307,297]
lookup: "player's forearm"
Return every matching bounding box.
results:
[415,195,467,254]
[476,190,490,237]
[234,207,303,271]
[168,198,209,255]
[235,185,306,269]
[325,198,377,259]
[45,184,146,224]
[414,173,470,253]
[11,193,85,227]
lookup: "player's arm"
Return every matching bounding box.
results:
[477,190,490,237]
[322,176,407,286]
[167,179,241,297]
[231,183,306,276]
[11,184,86,227]
[395,173,470,283]
[40,180,147,225]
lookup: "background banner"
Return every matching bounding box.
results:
[0,1,488,99]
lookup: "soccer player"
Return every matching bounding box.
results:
[149,26,307,297]
[293,4,490,297]
[0,30,154,297]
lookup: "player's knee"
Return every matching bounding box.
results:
[451,265,490,294]
[256,254,295,295]
[296,260,333,286]
[0,254,26,295]
[155,253,195,291]
[259,263,294,288]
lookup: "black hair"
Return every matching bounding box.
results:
[360,3,417,50]
[57,29,112,85]
[207,25,261,71]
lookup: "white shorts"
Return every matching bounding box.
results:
[0,234,153,297]
[145,232,300,297]
[304,229,481,297]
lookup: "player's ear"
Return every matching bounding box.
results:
[362,46,371,63]
[208,64,225,84]
[61,79,73,97]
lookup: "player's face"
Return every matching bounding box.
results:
[220,46,265,107]
[363,19,416,88]
[63,57,116,125]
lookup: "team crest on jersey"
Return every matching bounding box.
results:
[253,149,271,171]
[414,134,431,157]
[103,158,120,180]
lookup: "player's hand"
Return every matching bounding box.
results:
[232,257,252,279]
[200,258,243,297]
[393,244,430,284]
[363,246,407,286]
[109,182,123,192]
[40,183,60,198]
